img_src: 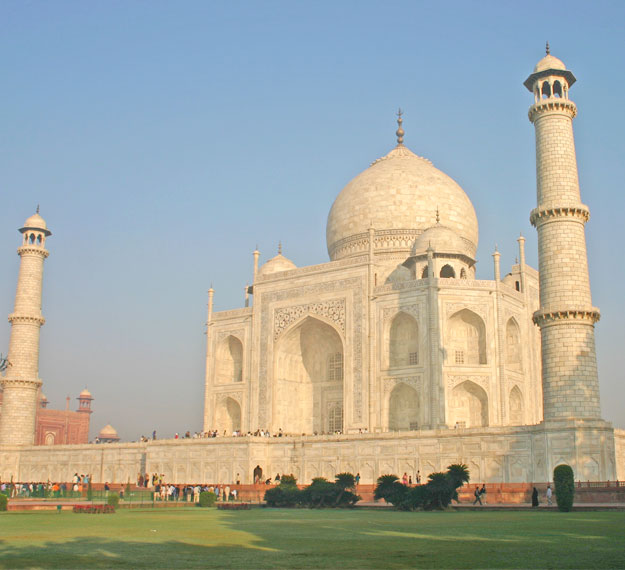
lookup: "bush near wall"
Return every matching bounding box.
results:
[199,491,217,508]
[107,493,120,508]
[0,494,7,512]
[554,464,575,512]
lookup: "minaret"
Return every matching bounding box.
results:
[525,46,602,421]
[0,210,51,445]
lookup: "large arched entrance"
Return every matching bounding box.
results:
[274,316,344,434]
[448,309,487,365]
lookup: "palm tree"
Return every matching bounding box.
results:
[334,472,356,506]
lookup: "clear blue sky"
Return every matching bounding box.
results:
[1,0,624,440]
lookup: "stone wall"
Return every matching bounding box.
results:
[1,421,618,485]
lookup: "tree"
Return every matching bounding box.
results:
[553,464,575,512]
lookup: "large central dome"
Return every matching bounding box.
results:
[326,143,478,261]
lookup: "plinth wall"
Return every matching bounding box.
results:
[0,421,619,485]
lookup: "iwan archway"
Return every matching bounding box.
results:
[273,316,344,434]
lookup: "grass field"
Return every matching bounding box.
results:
[0,508,624,569]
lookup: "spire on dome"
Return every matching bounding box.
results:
[36,204,40,214]
[278,241,282,255]
[546,41,550,55]
[396,108,404,145]
[435,206,440,224]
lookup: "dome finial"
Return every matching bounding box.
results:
[546,41,550,55]
[278,241,282,255]
[396,108,404,146]
[435,206,440,224]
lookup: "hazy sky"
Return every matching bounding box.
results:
[1,1,624,440]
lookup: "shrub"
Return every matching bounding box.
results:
[554,464,575,512]
[374,474,408,507]
[107,493,120,508]
[264,485,301,507]
[199,491,216,508]
[0,494,7,512]
[280,474,297,485]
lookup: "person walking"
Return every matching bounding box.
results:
[480,484,486,504]
[546,484,553,506]
[531,487,539,507]
[473,486,482,505]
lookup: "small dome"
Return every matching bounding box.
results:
[258,253,297,277]
[99,424,118,437]
[79,388,92,399]
[412,223,474,258]
[533,54,566,73]
[23,212,48,230]
[40,393,48,402]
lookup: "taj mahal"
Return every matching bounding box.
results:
[1,49,624,485]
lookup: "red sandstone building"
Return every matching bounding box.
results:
[0,388,93,445]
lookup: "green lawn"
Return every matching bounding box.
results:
[0,508,624,569]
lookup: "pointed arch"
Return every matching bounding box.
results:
[509,385,523,425]
[389,312,419,368]
[274,315,344,434]
[421,266,428,279]
[215,397,241,434]
[506,318,521,368]
[216,335,243,384]
[448,309,487,365]
[449,380,489,427]
[388,383,419,431]
[440,264,455,278]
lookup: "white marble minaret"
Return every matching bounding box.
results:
[525,45,602,421]
[0,210,51,445]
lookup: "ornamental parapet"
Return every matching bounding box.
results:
[533,307,600,327]
[0,377,42,389]
[530,204,589,227]
[8,314,46,326]
[528,99,577,122]
[17,246,49,258]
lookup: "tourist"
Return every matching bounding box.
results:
[408,476,412,485]
[355,473,360,486]
[546,484,553,506]
[275,473,281,482]
[531,487,539,507]
[473,486,482,505]
[480,484,486,504]
[402,473,408,485]
[416,471,421,484]
[236,473,241,485]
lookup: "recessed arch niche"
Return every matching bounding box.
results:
[506,318,521,369]
[216,335,243,384]
[388,383,419,431]
[448,309,487,365]
[274,316,344,434]
[388,312,419,368]
[215,397,241,433]
[509,385,523,425]
[449,380,489,427]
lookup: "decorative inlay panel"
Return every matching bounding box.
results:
[382,305,419,322]
[445,302,487,321]
[446,374,489,390]
[273,299,346,340]
[382,375,421,394]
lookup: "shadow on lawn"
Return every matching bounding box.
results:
[0,537,273,569]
